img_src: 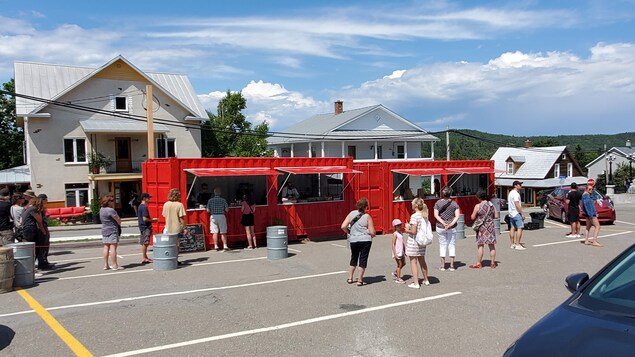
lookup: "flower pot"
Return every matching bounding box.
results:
[91,167,100,174]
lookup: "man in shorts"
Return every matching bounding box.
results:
[507,181,526,250]
[207,187,229,251]
[137,192,157,264]
[565,182,583,238]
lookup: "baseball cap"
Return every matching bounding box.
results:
[140,192,152,200]
[512,180,523,186]
[392,218,403,227]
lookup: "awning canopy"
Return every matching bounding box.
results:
[446,167,504,174]
[391,168,447,176]
[275,166,363,175]
[185,168,281,177]
[0,165,31,184]
[89,173,142,181]
[80,119,169,133]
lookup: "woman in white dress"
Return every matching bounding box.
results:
[405,197,430,289]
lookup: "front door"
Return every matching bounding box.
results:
[115,137,132,173]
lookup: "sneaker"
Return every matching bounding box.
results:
[423,280,430,286]
[575,234,581,238]
[514,245,527,250]
[395,278,406,284]
[510,244,516,249]
[407,283,420,289]
[439,267,446,271]
[565,234,576,238]
[391,271,397,278]
[223,248,231,252]
[449,267,456,272]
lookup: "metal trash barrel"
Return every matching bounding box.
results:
[494,218,501,235]
[153,234,178,271]
[455,214,465,240]
[266,226,288,260]
[7,242,35,287]
[0,247,15,293]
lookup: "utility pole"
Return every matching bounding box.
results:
[146,85,155,159]
[446,126,450,161]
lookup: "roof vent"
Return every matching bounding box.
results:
[627,139,631,148]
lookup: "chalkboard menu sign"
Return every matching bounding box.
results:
[180,224,206,252]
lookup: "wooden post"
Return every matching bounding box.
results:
[146,85,155,159]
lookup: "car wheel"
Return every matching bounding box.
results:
[561,210,568,223]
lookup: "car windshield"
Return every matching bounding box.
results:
[578,246,635,316]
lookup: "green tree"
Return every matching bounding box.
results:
[0,79,24,169]
[201,90,272,157]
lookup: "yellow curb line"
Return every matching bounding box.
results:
[16,288,93,357]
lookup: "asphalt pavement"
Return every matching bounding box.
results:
[1,203,634,356]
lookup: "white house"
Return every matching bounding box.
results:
[491,144,586,206]
[14,55,207,214]
[267,101,439,161]
[585,140,635,184]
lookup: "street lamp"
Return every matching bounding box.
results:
[606,153,616,185]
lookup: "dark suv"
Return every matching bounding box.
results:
[546,185,615,224]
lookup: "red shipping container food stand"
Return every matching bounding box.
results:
[142,157,359,248]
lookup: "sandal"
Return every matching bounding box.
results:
[347,278,355,284]
[141,259,152,264]
[490,263,497,269]
[469,263,482,269]
[357,280,365,287]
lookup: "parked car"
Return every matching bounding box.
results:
[504,243,635,356]
[545,185,615,224]
[498,197,508,211]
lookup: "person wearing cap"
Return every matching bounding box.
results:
[391,218,406,284]
[137,192,157,264]
[36,193,52,269]
[23,190,36,199]
[0,187,15,246]
[507,181,526,250]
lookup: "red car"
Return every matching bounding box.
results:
[546,185,616,224]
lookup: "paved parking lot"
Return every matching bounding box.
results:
[1,204,634,357]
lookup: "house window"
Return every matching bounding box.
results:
[115,96,128,111]
[64,138,87,163]
[65,183,89,207]
[567,163,573,177]
[281,147,291,157]
[506,162,514,174]
[554,164,560,178]
[156,138,176,158]
[347,146,357,159]
[396,145,405,159]
[377,145,383,159]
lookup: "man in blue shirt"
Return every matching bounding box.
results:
[207,187,229,251]
[137,192,157,263]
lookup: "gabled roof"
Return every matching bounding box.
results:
[268,104,438,145]
[14,55,206,118]
[585,146,635,167]
[491,146,567,179]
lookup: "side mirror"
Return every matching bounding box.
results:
[565,272,589,293]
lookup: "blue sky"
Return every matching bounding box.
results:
[2,0,635,136]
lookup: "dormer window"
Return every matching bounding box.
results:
[506,162,514,174]
[554,164,560,178]
[115,96,128,111]
[567,163,573,177]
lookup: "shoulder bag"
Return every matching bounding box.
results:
[415,216,434,246]
[347,212,364,231]
[472,203,491,232]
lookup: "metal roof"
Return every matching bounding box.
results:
[496,176,588,188]
[491,146,567,179]
[14,56,206,118]
[585,146,635,167]
[0,165,31,184]
[268,104,438,144]
[80,119,169,133]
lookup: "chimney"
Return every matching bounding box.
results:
[334,100,343,115]
[523,139,533,148]
[626,139,631,148]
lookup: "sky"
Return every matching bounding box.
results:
[1,0,635,136]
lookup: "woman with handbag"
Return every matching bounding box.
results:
[469,189,498,269]
[341,197,375,286]
[405,197,431,289]
[433,187,460,271]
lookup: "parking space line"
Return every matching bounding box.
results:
[0,271,347,319]
[54,253,141,264]
[103,291,462,357]
[616,220,635,226]
[532,231,633,247]
[288,248,302,253]
[16,288,93,357]
[331,243,347,248]
[50,257,268,281]
[544,220,568,228]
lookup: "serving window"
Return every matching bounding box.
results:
[184,168,279,209]
[276,166,361,204]
[392,168,445,201]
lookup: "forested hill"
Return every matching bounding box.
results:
[426,129,635,167]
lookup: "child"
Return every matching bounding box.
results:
[391,218,406,284]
